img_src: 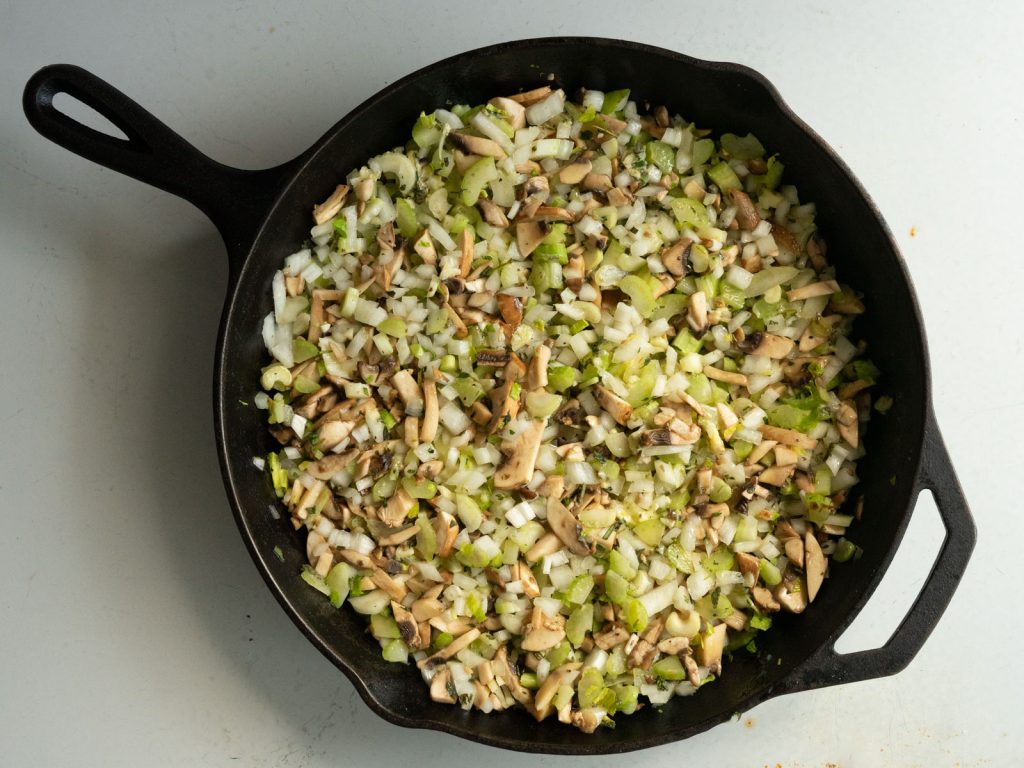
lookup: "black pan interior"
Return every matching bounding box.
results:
[215,39,928,753]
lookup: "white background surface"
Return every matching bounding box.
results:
[1,2,1020,766]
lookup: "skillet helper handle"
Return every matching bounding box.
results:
[778,408,976,694]
[23,64,299,275]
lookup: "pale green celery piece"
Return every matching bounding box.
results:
[707,161,741,191]
[721,132,765,161]
[395,198,419,238]
[608,549,638,579]
[300,566,330,596]
[745,266,799,297]
[525,391,563,419]
[604,569,631,605]
[562,574,595,605]
[601,89,630,114]
[619,274,656,318]
[260,364,292,391]
[325,563,354,608]
[381,639,409,663]
[460,156,498,206]
[566,603,594,647]
[759,559,782,586]
[403,475,438,500]
[652,655,687,681]
[455,493,483,532]
[340,286,360,317]
[632,518,665,547]
[292,337,320,363]
[624,598,649,633]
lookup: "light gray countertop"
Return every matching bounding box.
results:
[2,2,1019,765]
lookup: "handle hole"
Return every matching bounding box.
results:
[834,490,944,654]
[53,92,129,141]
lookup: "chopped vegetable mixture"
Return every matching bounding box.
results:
[255,85,879,731]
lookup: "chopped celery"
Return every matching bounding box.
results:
[460,156,498,206]
[720,132,765,161]
[260,364,292,391]
[646,140,675,173]
[601,89,630,114]
[525,390,563,418]
[371,612,402,640]
[707,161,741,191]
[604,569,631,605]
[547,365,578,393]
[692,138,714,166]
[624,598,649,633]
[562,574,595,605]
[619,274,656,318]
[759,559,782,586]
[566,603,594,646]
[292,338,320,363]
[701,547,735,574]
[652,655,687,681]
[633,518,666,547]
[377,316,407,338]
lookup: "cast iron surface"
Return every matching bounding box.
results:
[24,38,976,754]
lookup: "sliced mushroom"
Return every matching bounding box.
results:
[516,220,547,259]
[510,560,540,597]
[411,596,444,622]
[391,601,425,649]
[784,536,805,568]
[787,280,841,302]
[771,223,801,257]
[390,369,423,411]
[429,666,455,703]
[606,186,633,207]
[528,345,550,390]
[525,532,562,564]
[545,497,591,556]
[521,605,566,652]
[487,378,521,434]
[697,623,727,676]
[493,645,533,707]
[595,385,633,426]
[804,531,827,602]
[581,172,613,193]
[837,399,859,448]
[683,654,701,687]
[505,85,553,106]
[489,96,526,129]
[658,636,691,655]
[413,229,437,266]
[758,464,795,486]
[449,131,506,158]
[807,234,828,269]
[306,450,356,480]
[728,189,760,230]
[478,198,509,228]
[459,227,475,279]
[537,474,565,500]
[688,290,708,334]
[317,419,356,452]
[735,552,760,582]
[531,662,581,721]
[558,158,593,185]
[432,509,460,558]
[417,627,481,668]
[751,586,781,613]
[420,377,439,443]
[775,574,808,614]
[799,315,841,352]
[381,487,416,528]
[570,708,603,734]
[377,524,419,547]
[760,425,818,451]
[737,331,795,359]
[312,184,349,225]
[660,240,690,277]
[593,622,630,651]
[773,445,800,467]
[703,365,748,387]
[494,418,546,489]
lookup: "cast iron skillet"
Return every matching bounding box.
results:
[24,38,975,754]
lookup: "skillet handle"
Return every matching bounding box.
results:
[776,408,976,694]
[23,63,304,277]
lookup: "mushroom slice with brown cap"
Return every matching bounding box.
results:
[449,131,506,158]
[660,240,690,277]
[771,223,801,257]
[735,552,760,582]
[728,189,760,230]
[837,399,859,448]
[758,464,795,487]
[570,709,603,734]
[495,293,523,332]
[316,419,356,452]
[417,628,482,668]
[751,586,780,613]
[492,646,533,707]
[545,497,591,556]
[521,605,566,652]
[494,419,546,489]
[593,622,629,651]
[505,85,553,106]
[516,220,547,258]
[760,424,818,451]
[737,331,795,359]
[312,184,349,225]
[804,530,827,602]
[306,450,357,480]
[525,532,562,564]
[704,365,748,388]
[697,623,727,676]
[429,666,455,703]
[582,172,613,194]
[391,601,425,649]
[510,560,540,597]
[595,385,633,426]
[478,198,509,228]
